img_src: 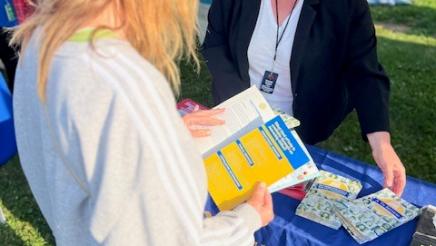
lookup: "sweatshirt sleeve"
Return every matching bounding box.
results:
[200,204,262,245]
[51,44,262,245]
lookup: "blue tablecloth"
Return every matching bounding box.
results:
[0,74,16,165]
[0,0,18,27]
[200,0,213,4]
[367,0,411,5]
[205,145,436,246]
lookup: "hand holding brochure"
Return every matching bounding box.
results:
[194,86,276,157]
[176,86,319,210]
[204,115,310,210]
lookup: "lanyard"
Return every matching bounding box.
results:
[273,0,298,62]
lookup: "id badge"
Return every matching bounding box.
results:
[260,71,278,94]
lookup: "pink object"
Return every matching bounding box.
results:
[177,99,209,116]
[279,184,307,200]
[12,0,34,23]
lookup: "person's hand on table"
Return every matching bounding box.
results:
[182,107,225,137]
[247,182,274,227]
[367,131,406,196]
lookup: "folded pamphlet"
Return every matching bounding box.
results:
[204,115,311,210]
[334,188,420,244]
[296,171,363,229]
[194,86,276,157]
[273,108,300,129]
[176,87,320,195]
[268,130,318,193]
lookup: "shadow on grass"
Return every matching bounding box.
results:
[371,4,436,37]
[0,222,26,245]
[0,156,55,245]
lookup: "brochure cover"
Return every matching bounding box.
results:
[204,115,310,211]
[268,129,318,193]
[176,87,319,196]
[334,188,420,244]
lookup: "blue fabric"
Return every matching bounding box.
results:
[0,74,16,165]
[368,0,411,5]
[205,145,436,246]
[0,0,18,27]
[200,0,212,5]
[200,0,412,6]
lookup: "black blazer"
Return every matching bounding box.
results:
[201,0,390,144]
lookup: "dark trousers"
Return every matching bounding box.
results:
[0,28,18,92]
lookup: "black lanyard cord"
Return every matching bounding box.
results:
[274,0,298,61]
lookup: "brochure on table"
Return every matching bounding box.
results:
[334,188,420,244]
[296,170,363,229]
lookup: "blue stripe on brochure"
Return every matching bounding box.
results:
[217,151,243,190]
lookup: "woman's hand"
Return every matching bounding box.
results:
[182,107,225,138]
[247,182,274,227]
[367,131,406,196]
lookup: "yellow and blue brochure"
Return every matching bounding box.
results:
[204,115,310,211]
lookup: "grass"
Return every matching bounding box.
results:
[1,1,436,244]
[319,13,436,183]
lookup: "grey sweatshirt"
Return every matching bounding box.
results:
[13,30,261,245]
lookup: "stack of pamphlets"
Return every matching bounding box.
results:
[334,188,421,244]
[273,108,300,129]
[411,205,436,246]
[295,171,363,229]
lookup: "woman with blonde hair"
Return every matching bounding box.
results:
[12,0,273,245]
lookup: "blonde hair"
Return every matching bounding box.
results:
[11,0,199,100]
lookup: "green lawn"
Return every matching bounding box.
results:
[1,1,436,245]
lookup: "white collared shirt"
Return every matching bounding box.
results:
[248,0,304,115]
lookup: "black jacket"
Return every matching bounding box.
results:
[201,0,390,144]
